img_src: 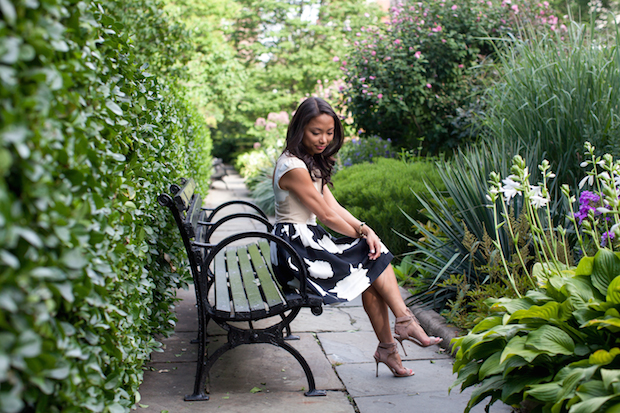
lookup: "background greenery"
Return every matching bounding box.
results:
[330,157,445,256]
[0,1,209,411]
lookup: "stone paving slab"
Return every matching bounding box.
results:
[354,393,513,413]
[319,331,449,365]
[138,387,353,413]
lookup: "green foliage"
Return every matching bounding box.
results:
[211,0,381,160]
[337,136,395,168]
[451,250,620,413]
[330,157,444,256]
[0,1,210,412]
[482,22,620,190]
[402,140,565,310]
[340,0,561,152]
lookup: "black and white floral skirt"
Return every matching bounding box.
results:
[271,223,393,304]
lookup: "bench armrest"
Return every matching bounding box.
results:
[203,200,268,222]
[202,213,273,243]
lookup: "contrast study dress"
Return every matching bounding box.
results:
[270,151,394,304]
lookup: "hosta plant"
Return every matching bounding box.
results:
[452,143,620,412]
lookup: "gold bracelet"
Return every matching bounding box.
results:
[358,222,365,237]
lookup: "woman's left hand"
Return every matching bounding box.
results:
[363,228,382,260]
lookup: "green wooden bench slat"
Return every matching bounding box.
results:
[214,250,231,313]
[258,240,272,267]
[226,247,250,314]
[236,246,264,312]
[248,243,284,308]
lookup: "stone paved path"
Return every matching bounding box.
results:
[137,168,515,413]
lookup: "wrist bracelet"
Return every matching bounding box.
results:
[358,222,365,237]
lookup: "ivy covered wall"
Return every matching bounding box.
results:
[0,1,211,412]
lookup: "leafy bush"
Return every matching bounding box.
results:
[0,1,210,412]
[330,157,444,256]
[452,251,620,413]
[340,0,561,152]
[482,22,620,191]
[452,143,620,412]
[337,136,396,168]
[402,140,567,310]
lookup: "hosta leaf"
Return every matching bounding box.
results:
[526,325,575,356]
[470,316,503,333]
[526,382,562,402]
[501,373,548,400]
[569,395,618,413]
[584,316,620,330]
[591,249,620,297]
[451,360,480,391]
[501,336,541,364]
[575,257,594,276]
[479,352,503,380]
[576,379,608,399]
[607,276,620,304]
[510,302,562,322]
[467,375,504,410]
[489,297,533,313]
[589,348,620,366]
[601,369,620,391]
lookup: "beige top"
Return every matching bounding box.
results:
[273,152,322,225]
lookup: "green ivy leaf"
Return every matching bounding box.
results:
[105,100,124,116]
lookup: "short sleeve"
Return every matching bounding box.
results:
[275,154,308,190]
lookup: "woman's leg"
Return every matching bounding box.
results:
[370,264,438,346]
[361,285,392,343]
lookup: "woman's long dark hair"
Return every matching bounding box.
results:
[284,97,344,187]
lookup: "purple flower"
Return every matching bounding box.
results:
[602,230,615,247]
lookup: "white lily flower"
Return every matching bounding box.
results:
[596,207,612,214]
[611,223,620,233]
[579,174,594,189]
[580,161,588,168]
[530,194,550,209]
[599,172,611,181]
[500,176,521,203]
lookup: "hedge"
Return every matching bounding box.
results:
[0,1,210,412]
[331,157,444,256]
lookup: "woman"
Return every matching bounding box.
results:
[271,97,442,377]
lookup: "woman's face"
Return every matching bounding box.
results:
[302,114,334,155]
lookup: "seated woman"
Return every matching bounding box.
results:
[271,97,442,377]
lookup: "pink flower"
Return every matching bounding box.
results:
[426,83,432,88]
[451,4,457,9]
[369,76,375,80]
[356,32,361,36]
[253,142,261,149]
[395,39,401,44]
[458,64,464,68]
[365,12,370,17]
[265,121,277,131]
[362,90,367,94]
[385,56,391,61]
[255,117,266,127]
[378,93,383,99]
[431,24,442,32]
[441,38,446,43]
[333,56,340,62]
[511,5,519,12]
[414,51,422,58]
[487,1,492,5]
[371,51,376,56]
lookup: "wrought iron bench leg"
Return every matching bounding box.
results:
[276,340,327,397]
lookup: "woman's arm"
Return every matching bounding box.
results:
[323,185,381,260]
[279,168,360,239]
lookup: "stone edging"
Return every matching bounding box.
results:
[399,287,462,354]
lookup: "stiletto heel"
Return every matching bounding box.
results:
[373,342,414,377]
[394,309,443,356]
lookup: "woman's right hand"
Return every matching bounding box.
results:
[362,227,382,260]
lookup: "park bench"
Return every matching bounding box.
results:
[210,158,228,189]
[158,178,326,402]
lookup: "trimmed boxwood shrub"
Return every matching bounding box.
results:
[330,157,444,256]
[0,1,210,412]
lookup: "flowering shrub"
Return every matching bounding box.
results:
[338,136,396,167]
[340,0,563,152]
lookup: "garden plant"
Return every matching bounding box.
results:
[452,143,620,413]
[0,1,209,411]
